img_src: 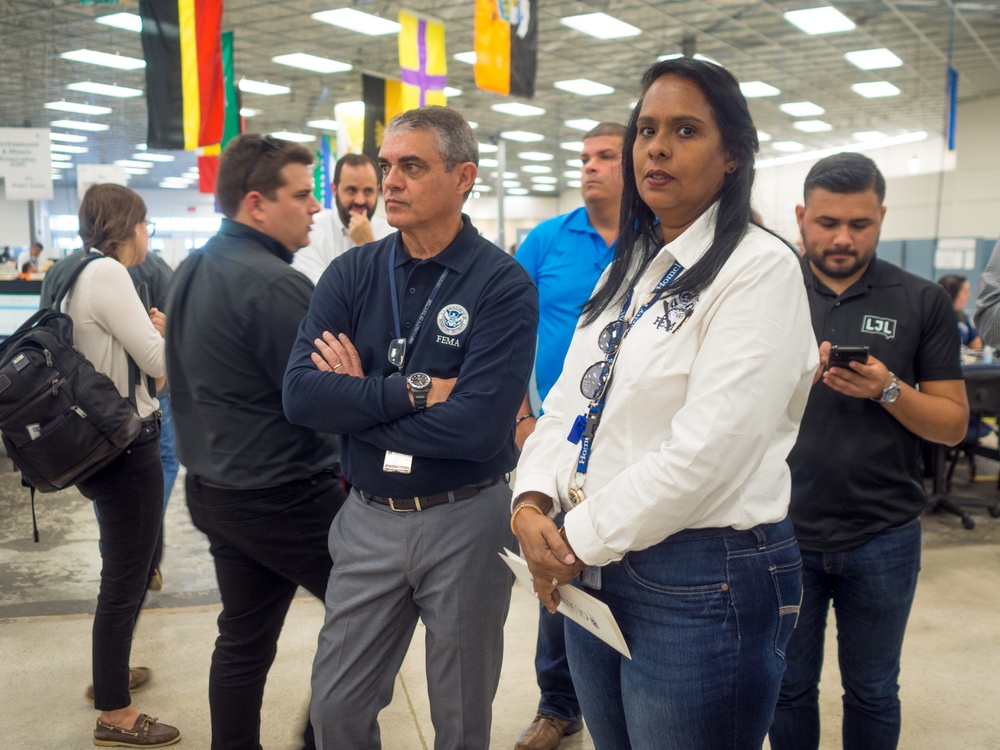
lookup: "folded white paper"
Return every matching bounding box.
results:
[500,548,631,659]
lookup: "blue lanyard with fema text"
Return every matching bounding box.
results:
[572,260,684,481]
[387,238,450,368]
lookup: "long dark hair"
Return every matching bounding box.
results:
[582,58,760,325]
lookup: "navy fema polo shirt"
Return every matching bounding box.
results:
[284,214,539,499]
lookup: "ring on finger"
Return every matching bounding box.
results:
[551,577,559,587]
[333,363,343,370]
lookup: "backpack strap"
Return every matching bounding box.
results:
[51,250,142,410]
[50,251,105,311]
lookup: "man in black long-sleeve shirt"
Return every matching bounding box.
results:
[166,134,346,750]
[284,106,538,749]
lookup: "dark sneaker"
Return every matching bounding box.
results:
[85,667,152,703]
[94,714,180,748]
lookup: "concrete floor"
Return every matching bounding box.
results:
[1,455,999,749]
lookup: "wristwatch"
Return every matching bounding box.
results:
[874,372,901,405]
[406,372,432,411]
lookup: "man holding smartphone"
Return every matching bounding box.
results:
[769,153,969,750]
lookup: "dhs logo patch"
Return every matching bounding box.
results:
[862,315,896,339]
[437,304,469,335]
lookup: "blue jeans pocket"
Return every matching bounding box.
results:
[770,559,803,658]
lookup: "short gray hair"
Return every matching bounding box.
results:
[384,106,479,171]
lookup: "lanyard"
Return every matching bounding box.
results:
[575,260,684,478]
[387,238,449,367]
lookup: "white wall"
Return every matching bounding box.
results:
[0,196,31,249]
[754,94,1000,244]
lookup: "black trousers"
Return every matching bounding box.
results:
[185,469,347,750]
[77,419,163,711]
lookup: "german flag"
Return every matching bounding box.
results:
[197,30,242,194]
[362,74,403,164]
[139,0,224,151]
[474,0,538,98]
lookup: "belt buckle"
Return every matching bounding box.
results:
[388,497,421,512]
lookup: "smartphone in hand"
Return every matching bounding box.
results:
[828,345,870,368]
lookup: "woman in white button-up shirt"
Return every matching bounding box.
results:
[512,58,818,749]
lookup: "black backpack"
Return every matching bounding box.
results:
[0,252,143,541]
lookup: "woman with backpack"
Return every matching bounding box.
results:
[64,183,179,747]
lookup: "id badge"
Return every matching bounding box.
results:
[383,451,413,474]
[579,565,602,590]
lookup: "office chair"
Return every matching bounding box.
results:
[928,363,1000,529]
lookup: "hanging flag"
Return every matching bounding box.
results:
[139,0,224,151]
[197,31,242,194]
[946,65,959,151]
[474,0,538,98]
[398,11,447,111]
[362,74,403,164]
[313,133,337,208]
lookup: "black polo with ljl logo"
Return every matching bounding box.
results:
[788,255,962,553]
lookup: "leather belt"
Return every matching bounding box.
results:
[361,476,503,512]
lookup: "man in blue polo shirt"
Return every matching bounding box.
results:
[511,122,624,750]
[284,106,538,750]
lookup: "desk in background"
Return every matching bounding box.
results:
[0,280,42,340]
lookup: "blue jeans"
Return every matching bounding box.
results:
[565,519,802,750]
[150,395,179,576]
[535,512,581,722]
[770,518,921,750]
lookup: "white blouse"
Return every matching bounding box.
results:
[513,204,819,567]
[61,254,165,419]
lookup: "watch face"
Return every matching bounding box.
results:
[408,372,431,390]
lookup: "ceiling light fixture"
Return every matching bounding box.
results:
[560,141,584,151]
[851,81,901,98]
[500,130,545,142]
[793,120,834,133]
[123,167,150,175]
[453,51,477,65]
[95,12,142,32]
[51,144,88,154]
[240,108,260,118]
[757,131,772,142]
[852,130,887,141]
[533,184,557,192]
[114,160,153,168]
[845,48,903,70]
[565,158,583,167]
[783,7,856,35]
[739,81,781,98]
[564,170,582,179]
[239,79,291,96]
[133,153,175,162]
[519,152,553,161]
[779,101,825,117]
[757,131,927,169]
[771,141,806,152]
[334,100,365,118]
[564,119,600,131]
[521,165,552,173]
[45,101,112,115]
[67,81,142,98]
[532,176,559,184]
[560,12,641,40]
[50,119,109,132]
[554,79,615,96]
[492,102,545,116]
[480,158,499,168]
[311,8,401,36]
[306,119,340,131]
[272,53,351,74]
[271,131,316,143]
[478,142,499,153]
[50,153,73,161]
[49,132,88,143]
[61,49,145,70]
[444,87,462,97]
